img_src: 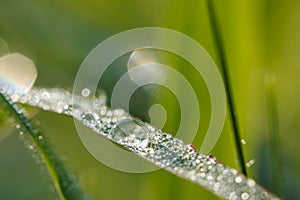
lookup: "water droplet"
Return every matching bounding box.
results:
[213,183,220,191]
[247,179,256,187]
[65,104,83,119]
[199,167,205,172]
[241,139,247,144]
[260,192,268,198]
[15,124,21,129]
[63,104,73,115]
[191,175,197,181]
[241,192,249,200]
[111,118,149,149]
[41,89,51,99]
[113,109,125,117]
[246,159,256,168]
[145,147,154,154]
[0,53,37,95]
[165,138,185,153]
[235,176,242,183]
[81,88,90,97]
[93,90,106,107]
[38,135,44,140]
[81,113,97,128]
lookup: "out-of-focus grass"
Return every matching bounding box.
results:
[0,0,300,199]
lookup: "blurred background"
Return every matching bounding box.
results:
[1,0,300,199]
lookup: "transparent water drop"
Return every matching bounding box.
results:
[15,124,21,129]
[241,192,249,200]
[111,118,149,149]
[247,179,256,187]
[246,159,256,168]
[40,89,51,99]
[81,88,90,97]
[64,104,83,119]
[260,192,268,198]
[113,109,125,117]
[93,95,106,107]
[81,113,97,128]
[0,53,37,95]
[63,104,73,115]
[235,176,242,183]
[38,135,44,140]
[241,139,247,145]
[165,138,185,153]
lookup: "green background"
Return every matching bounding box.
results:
[1,0,300,199]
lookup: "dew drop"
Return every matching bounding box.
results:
[38,135,44,140]
[63,104,73,115]
[235,176,242,183]
[213,183,220,191]
[145,147,154,154]
[241,192,249,200]
[111,118,149,149]
[81,88,90,97]
[241,139,247,144]
[247,179,256,187]
[165,138,185,153]
[81,113,97,128]
[113,109,125,117]
[64,104,83,119]
[41,89,51,99]
[260,192,268,198]
[246,159,256,168]
[199,167,205,172]
[191,175,197,181]
[0,53,37,95]
[93,92,107,109]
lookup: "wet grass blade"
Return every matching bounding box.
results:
[9,87,281,200]
[0,93,89,200]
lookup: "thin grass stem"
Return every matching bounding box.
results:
[205,0,247,175]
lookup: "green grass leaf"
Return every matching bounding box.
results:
[0,93,89,200]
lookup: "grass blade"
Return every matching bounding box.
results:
[8,87,281,200]
[0,93,88,200]
[205,0,247,175]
